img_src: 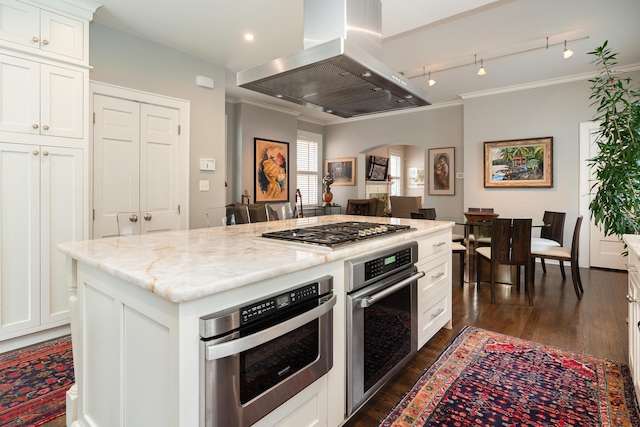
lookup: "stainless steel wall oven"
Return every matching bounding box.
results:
[346,242,423,416]
[199,276,335,427]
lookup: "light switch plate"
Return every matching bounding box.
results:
[199,180,209,191]
[456,172,464,179]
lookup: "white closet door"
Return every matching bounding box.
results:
[93,94,140,238]
[139,103,180,234]
[0,142,40,335]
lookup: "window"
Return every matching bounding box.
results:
[297,131,322,206]
[389,150,402,196]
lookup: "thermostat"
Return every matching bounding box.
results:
[200,158,215,171]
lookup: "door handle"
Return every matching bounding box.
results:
[129,214,138,222]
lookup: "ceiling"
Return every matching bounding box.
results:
[91,0,640,124]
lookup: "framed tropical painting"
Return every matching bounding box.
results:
[484,137,553,188]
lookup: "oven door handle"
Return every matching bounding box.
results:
[205,294,337,361]
[359,271,425,308]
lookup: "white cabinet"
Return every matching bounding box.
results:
[0,53,83,138]
[0,0,85,61]
[625,237,640,399]
[417,230,453,348]
[0,142,82,339]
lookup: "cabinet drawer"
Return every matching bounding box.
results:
[418,291,450,348]
[418,231,451,260]
[417,253,450,303]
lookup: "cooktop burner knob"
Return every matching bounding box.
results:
[358,230,366,237]
[380,225,388,232]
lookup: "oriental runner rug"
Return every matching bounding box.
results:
[0,335,73,427]
[380,327,640,426]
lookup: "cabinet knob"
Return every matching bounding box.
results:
[33,150,39,155]
[43,125,49,130]
[33,124,39,129]
[43,151,49,156]
[129,214,138,223]
[42,39,49,45]
[32,36,39,43]
[144,213,152,221]
[627,294,637,303]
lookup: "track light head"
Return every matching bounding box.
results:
[563,40,574,59]
[428,71,436,86]
[477,59,486,76]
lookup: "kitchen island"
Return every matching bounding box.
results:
[59,215,454,427]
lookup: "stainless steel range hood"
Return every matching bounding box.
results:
[237,0,429,118]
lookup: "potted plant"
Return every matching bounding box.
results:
[588,41,640,238]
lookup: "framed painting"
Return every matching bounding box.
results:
[484,137,553,188]
[428,147,455,195]
[407,167,425,188]
[254,138,289,202]
[325,157,356,186]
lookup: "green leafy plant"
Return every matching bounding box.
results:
[588,41,640,238]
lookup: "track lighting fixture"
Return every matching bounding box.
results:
[477,59,486,76]
[563,40,574,59]
[428,71,436,86]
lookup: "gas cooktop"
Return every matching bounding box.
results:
[261,221,414,248]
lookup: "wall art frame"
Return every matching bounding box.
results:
[325,157,356,186]
[254,138,289,202]
[428,147,455,195]
[484,136,553,188]
[407,167,425,188]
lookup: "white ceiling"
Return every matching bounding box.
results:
[92,0,640,124]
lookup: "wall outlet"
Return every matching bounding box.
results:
[199,180,209,191]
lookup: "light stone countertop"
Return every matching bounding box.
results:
[624,234,640,267]
[58,215,453,303]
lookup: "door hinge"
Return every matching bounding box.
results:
[93,112,95,124]
[177,205,181,214]
[178,125,181,135]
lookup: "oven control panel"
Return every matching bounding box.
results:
[364,247,413,281]
[346,241,418,292]
[240,282,318,324]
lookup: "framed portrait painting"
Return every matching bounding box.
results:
[254,138,289,202]
[325,157,356,186]
[428,147,455,195]
[484,137,553,188]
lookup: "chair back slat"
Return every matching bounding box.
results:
[419,208,437,220]
[571,216,583,261]
[491,218,532,265]
[541,211,566,245]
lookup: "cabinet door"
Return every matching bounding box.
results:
[0,0,40,49]
[0,142,40,336]
[0,53,39,135]
[139,103,180,234]
[40,145,82,325]
[41,63,83,138]
[93,94,140,238]
[40,9,83,60]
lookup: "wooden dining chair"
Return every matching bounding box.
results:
[410,211,428,219]
[468,208,494,246]
[476,218,533,305]
[531,216,584,299]
[531,211,566,276]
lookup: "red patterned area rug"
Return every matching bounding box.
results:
[380,327,640,426]
[0,335,73,427]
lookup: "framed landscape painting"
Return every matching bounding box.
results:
[484,137,553,188]
[428,147,455,195]
[325,157,356,186]
[407,167,425,188]
[254,138,289,202]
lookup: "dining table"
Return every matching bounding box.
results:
[438,216,547,285]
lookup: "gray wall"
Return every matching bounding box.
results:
[90,24,226,229]
[324,104,464,217]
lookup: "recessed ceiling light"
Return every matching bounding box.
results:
[244,33,254,41]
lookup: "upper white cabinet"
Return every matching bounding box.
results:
[0,0,85,62]
[0,53,83,138]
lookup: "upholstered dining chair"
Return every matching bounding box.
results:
[531,211,566,275]
[389,196,422,219]
[346,198,380,216]
[531,216,583,299]
[476,218,533,305]
[265,202,296,221]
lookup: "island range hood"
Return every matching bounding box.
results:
[237,0,430,118]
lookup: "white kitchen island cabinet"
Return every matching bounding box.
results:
[59,215,453,427]
[625,235,640,399]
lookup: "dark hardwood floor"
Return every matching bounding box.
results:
[344,260,629,427]
[43,259,628,427]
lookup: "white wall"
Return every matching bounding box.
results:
[89,24,226,229]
